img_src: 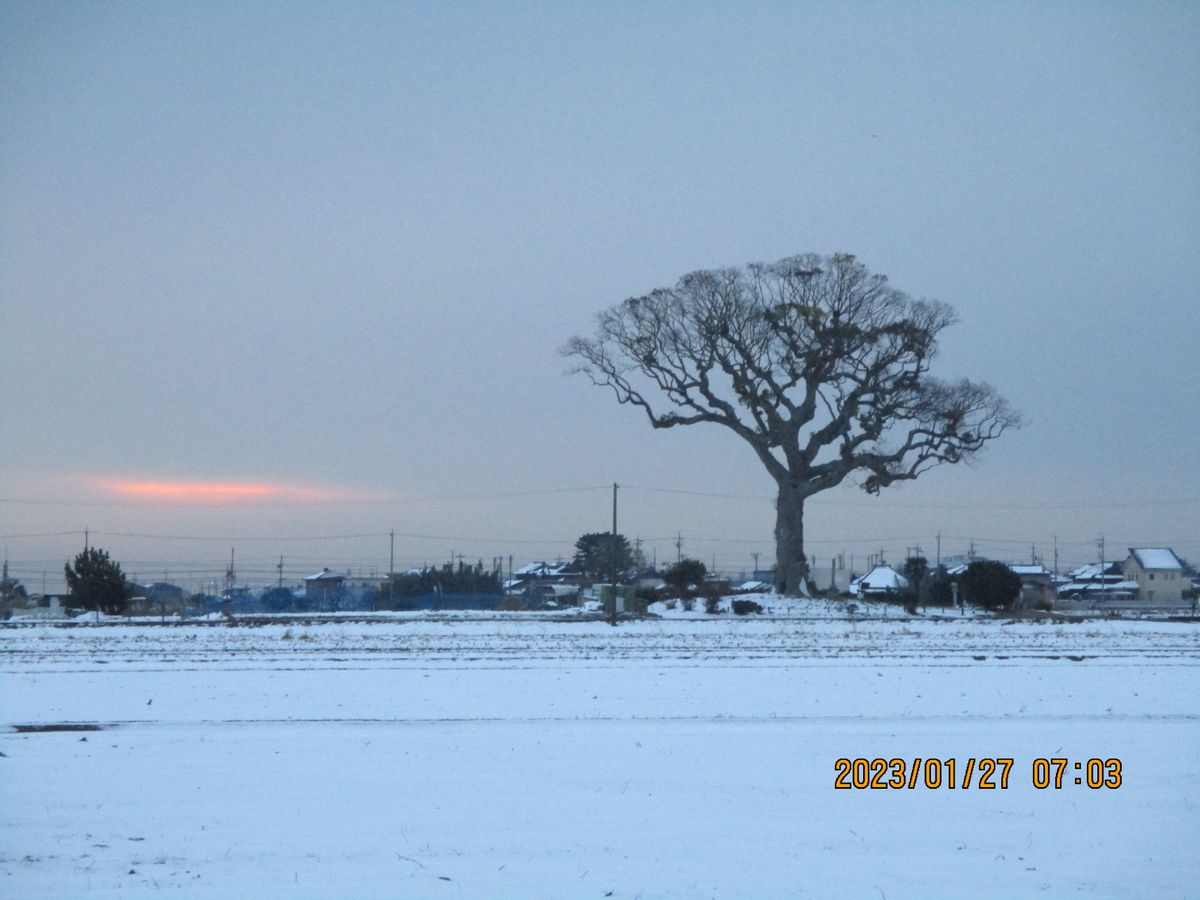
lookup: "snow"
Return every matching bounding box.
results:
[2,608,1198,898]
[1129,548,1182,571]
[1009,565,1051,576]
[851,564,909,595]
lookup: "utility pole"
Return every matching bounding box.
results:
[610,482,619,627]
[676,531,683,564]
[225,548,236,597]
[751,552,760,576]
[936,532,941,568]
[389,530,395,577]
[277,555,284,588]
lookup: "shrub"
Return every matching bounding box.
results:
[665,558,707,597]
[962,561,1022,610]
[732,599,763,615]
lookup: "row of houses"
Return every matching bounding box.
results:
[852,547,1195,609]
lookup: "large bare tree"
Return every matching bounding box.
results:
[563,253,1019,595]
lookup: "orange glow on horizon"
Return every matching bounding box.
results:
[105,480,280,502]
[86,476,376,505]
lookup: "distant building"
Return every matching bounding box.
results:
[304,569,346,607]
[1009,565,1055,609]
[1056,561,1137,606]
[1123,548,1187,606]
[851,565,909,598]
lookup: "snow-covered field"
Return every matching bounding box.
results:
[2,603,1198,898]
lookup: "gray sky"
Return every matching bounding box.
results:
[2,2,1197,591]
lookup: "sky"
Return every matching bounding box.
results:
[1,1,1197,593]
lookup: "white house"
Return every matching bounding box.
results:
[851,565,909,597]
[1123,548,1187,606]
[1010,565,1056,609]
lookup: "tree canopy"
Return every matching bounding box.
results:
[664,558,707,597]
[961,560,1023,610]
[565,253,1018,594]
[64,547,132,615]
[573,532,634,581]
[1,560,27,605]
[380,561,501,604]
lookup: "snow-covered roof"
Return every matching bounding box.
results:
[853,565,909,593]
[1067,562,1123,581]
[1010,565,1051,577]
[305,568,345,582]
[738,580,771,592]
[1058,580,1139,594]
[1128,548,1183,571]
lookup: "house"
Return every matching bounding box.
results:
[509,561,586,606]
[304,569,346,607]
[533,583,582,606]
[1123,548,1187,606]
[851,565,909,598]
[1056,561,1138,606]
[1010,565,1056,610]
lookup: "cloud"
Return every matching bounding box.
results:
[93,478,366,506]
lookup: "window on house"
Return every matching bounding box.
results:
[1149,573,1155,580]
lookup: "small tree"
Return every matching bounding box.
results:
[64,547,132,615]
[901,555,930,608]
[902,556,929,589]
[573,532,634,581]
[926,566,955,607]
[664,558,707,597]
[1,560,28,606]
[961,561,1022,611]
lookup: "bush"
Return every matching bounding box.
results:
[962,561,1022,610]
[665,558,707,597]
[704,593,722,614]
[732,599,763,615]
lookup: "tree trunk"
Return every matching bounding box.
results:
[774,482,810,596]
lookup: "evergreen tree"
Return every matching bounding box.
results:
[64,547,132,615]
[0,559,28,604]
[664,558,708,597]
[573,532,634,581]
[961,560,1022,610]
